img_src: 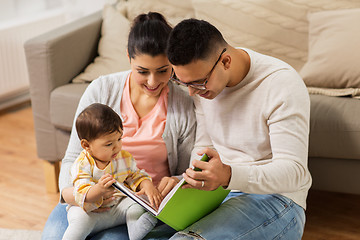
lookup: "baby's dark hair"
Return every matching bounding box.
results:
[76,103,123,142]
[127,12,172,59]
[167,18,227,65]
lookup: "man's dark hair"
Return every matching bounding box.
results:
[128,12,172,59]
[76,103,123,142]
[167,19,227,65]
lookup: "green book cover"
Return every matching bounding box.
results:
[112,154,230,231]
[156,181,230,230]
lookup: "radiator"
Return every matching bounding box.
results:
[0,10,65,110]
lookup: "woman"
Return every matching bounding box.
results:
[41,12,196,240]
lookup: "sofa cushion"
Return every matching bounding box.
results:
[300,8,360,91]
[309,94,360,160]
[192,0,360,72]
[72,4,130,83]
[50,83,89,131]
[307,87,360,99]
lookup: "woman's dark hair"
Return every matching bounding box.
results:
[128,12,172,59]
[167,18,227,65]
[76,103,123,142]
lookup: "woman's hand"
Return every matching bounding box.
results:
[92,190,117,213]
[157,176,180,197]
[136,180,163,210]
[61,187,78,206]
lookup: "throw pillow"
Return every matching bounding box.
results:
[192,0,360,71]
[120,0,195,26]
[300,8,360,89]
[72,4,130,83]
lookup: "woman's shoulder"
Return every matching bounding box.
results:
[168,82,193,105]
[89,70,131,90]
[167,82,195,120]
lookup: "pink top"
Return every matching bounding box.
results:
[120,75,170,185]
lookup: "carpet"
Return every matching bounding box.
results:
[0,228,42,240]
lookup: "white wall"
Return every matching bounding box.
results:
[0,0,115,110]
[62,0,108,23]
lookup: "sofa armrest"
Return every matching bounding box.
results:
[24,11,102,162]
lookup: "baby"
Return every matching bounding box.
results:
[62,103,161,240]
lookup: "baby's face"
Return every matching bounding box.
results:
[88,129,123,163]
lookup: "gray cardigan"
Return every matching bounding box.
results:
[59,70,196,196]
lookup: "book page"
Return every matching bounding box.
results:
[112,181,158,215]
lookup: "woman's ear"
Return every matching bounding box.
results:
[127,49,131,63]
[80,139,91,152]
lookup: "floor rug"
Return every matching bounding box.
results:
[0,228,41,240]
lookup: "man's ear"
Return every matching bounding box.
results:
[222,53,231,70]
[81,139,91,151]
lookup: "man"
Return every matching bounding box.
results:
[166,19,312,240]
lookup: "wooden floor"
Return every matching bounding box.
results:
[0,102,59,230]
[0,103,360,239]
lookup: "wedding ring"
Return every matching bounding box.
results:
[201,181,205,188]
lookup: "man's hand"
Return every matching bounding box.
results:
[182,148,231,190]
[157,176,180,197]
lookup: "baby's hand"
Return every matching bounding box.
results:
[97,173,116,193]
[136,180,163,210]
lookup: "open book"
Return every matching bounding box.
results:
[112,154,230,231]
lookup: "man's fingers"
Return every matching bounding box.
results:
[182,173,201,189]
[185,167,205,180]
[192,159,208,171]
[197,147,216,157]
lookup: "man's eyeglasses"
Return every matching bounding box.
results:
[170,48,227,90]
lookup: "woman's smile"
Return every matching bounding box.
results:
[144,84,161,92]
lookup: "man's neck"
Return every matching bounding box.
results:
[227,47,251,87]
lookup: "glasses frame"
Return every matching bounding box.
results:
[170,48,227,90]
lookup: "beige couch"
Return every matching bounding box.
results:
[25,0,360,194]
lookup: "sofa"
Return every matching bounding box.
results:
[24,0,360,194]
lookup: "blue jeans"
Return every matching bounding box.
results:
[169,192,305,240]
[42,192,305,239]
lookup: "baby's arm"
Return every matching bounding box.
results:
[136,180,163,209]
[85,173,116,203]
